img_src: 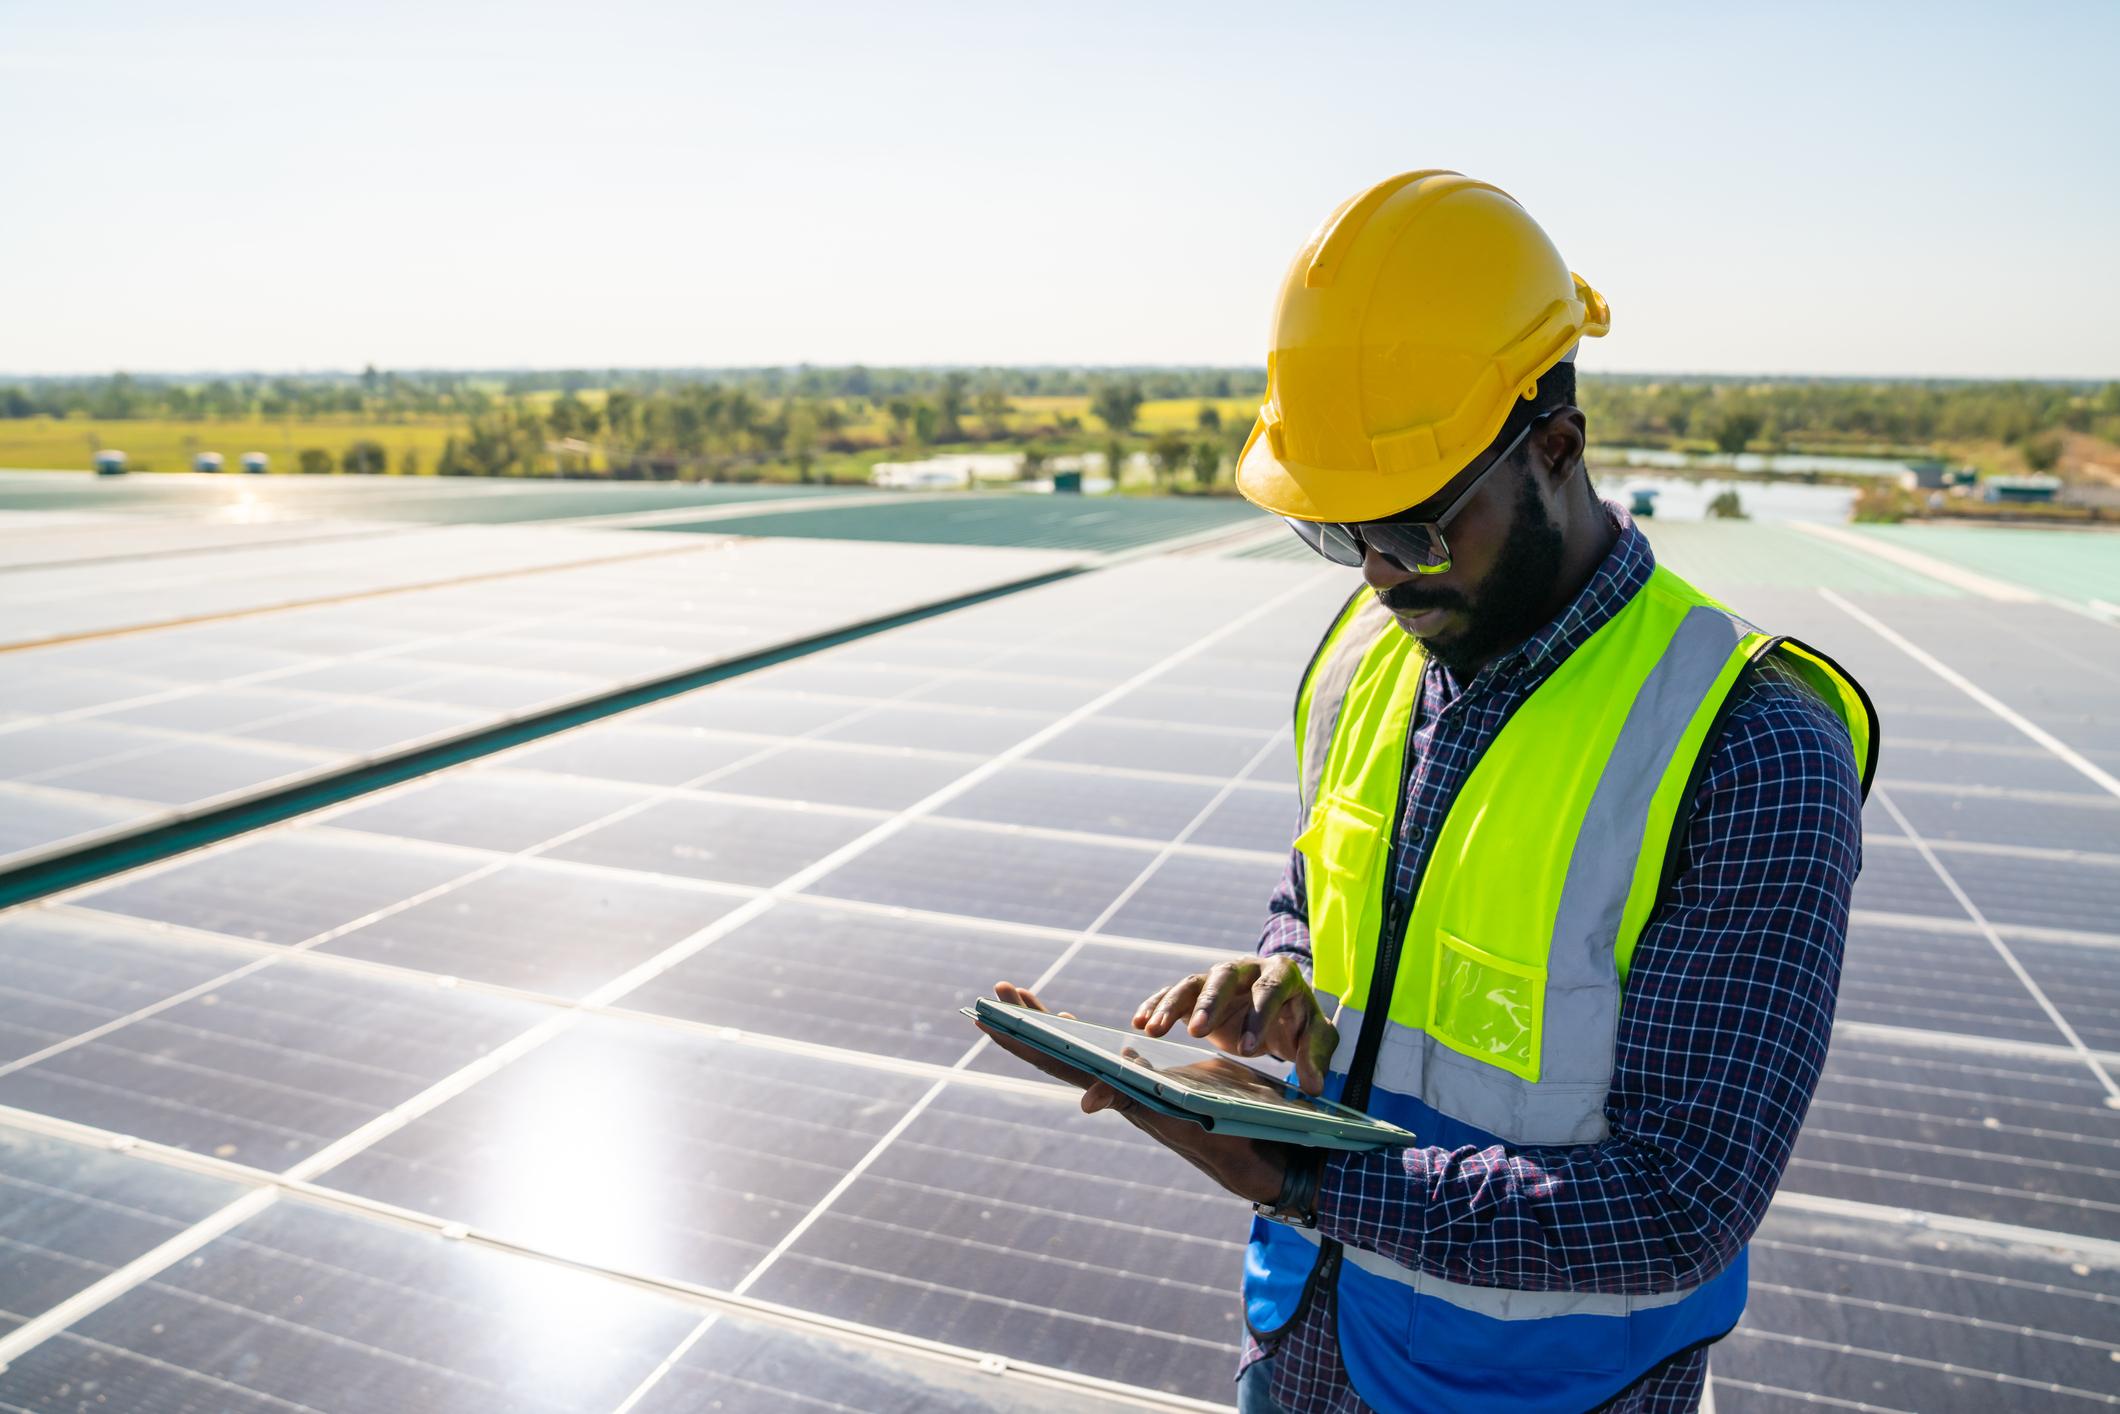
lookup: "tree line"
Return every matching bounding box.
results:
[8,368,2115,485]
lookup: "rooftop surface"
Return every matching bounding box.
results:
[0,472,2115,1412]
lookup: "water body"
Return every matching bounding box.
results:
[1602,476,1856,522]
[1600,446,1914,477]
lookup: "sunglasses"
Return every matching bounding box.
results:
[1282,413,1550,575]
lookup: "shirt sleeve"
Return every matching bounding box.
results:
[1258,828,1313,980]
[1310,656,1865,1294]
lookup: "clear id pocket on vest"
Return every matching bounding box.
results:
[1429,930,1544,1082]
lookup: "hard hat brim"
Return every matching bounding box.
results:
[1235,414,1465,524]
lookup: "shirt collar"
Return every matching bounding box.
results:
[1477,497,1656,687]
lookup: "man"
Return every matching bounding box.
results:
[980,171,1876,1413]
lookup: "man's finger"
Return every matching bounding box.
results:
[1188,960,1259,1037]
[1242,970,1295,1055]
[1297,1010,1339,1096]
[1145,975,1206,1036]
[994,980,1048,1013]
[1132,986,1171,1030]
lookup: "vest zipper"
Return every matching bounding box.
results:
[1343,654,1426,1113]
[1279,657,1426,1336]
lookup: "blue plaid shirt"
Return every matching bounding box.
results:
[1243,506,1866,1413]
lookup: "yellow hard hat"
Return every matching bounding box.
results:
[1236,170,1610,524]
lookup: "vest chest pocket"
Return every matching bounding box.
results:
[1294,792,1390,991]
[1429,929,1545,1082]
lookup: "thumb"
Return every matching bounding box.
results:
[1297,1009,1336,1096]
[1081,1081,1131,1115]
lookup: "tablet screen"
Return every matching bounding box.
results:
[986,1004,1398,1134]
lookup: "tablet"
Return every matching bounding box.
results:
[966,997,1417,1152]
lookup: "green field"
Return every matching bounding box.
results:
[0,395,1263,477]
[0,415,459,474]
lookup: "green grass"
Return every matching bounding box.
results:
[0,415,460,474]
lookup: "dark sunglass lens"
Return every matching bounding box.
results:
[1367,522,1450,571]
[1283,517,1366,567]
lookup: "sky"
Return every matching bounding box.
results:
[3,0,2116,379]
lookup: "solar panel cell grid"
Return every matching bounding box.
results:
[502,723,768,786]
[1718,1207,2118,1414]
[0,787,143,862]
[744,1082,1245,1396]
[631,1316,1129,1414]
[1030,719,1275,778]
[1906,843,2120,935]
[0,1196,700,1413]
[710,743,984,811]
[0,913,252,1068]
[1836,921,2068,1044]
[329,771,655,854]
[74,831,478,945]
[619,900,1068,1068]
[317,860,744,998]
[936,763,1226,841]
[0,956,548,1166]
[804,823,1154,931]
[1885,783,2120,854]
[0,1130,246,1337]
[547,793,881,887]
[320,1018,934,1288]
[817,703,1060,755]
[1100,852,1287,952]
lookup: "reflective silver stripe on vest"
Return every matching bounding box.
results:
[1276,1224,1696,1318]
[1324,1004,1611,1145]
[1297,594,1398,827]
[1539,605,1750,1099]
[1307,604,1750,1147]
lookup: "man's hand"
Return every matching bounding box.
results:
[1133,955,1339,1095]
[975,980,1289,1206]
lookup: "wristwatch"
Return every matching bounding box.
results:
[1253,1148,1324,1229]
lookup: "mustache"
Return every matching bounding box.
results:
[1376,583,1467,614]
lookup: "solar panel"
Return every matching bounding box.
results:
[2,489,2117,1409]
[0,912,253,1068]
[1100,853,1289,951]
[0,1128,246,1335]
[618,898,1069,1068]
[317,860,743,998]
[0,951,547,1166]
[0,1189,701,1412]
[320,1017,936,1289]
[936,763,1226,841]
[742,1081,1246,1397]
[0,524,1085,872]
[805,823,1157,931]
[1720,1202,2114,1413]
[75,831,478,944]
[547,794,881,887]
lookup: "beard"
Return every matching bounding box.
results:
[1376,469,1566,676]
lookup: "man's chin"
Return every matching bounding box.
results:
[1392,605,1457,638]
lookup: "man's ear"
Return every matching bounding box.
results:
[1533,408,1587,488]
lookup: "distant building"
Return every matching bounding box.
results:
[1984,474,2061,504]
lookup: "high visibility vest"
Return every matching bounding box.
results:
[1243,562,1877,1414]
